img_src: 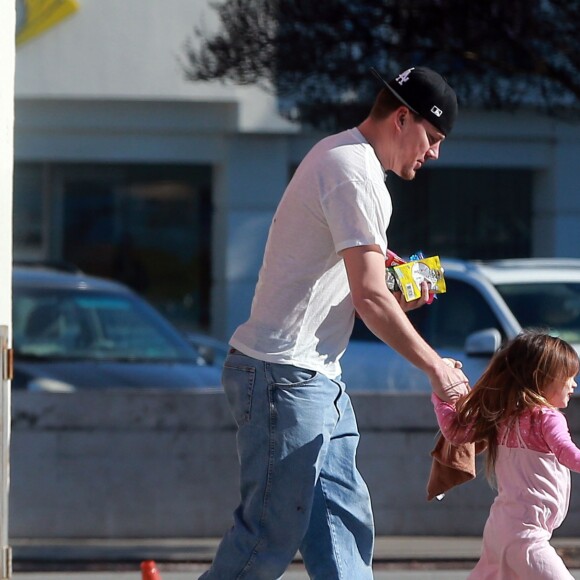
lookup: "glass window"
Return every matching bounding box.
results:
[497,282,580,344]
[350,279,502,350]
[13,162,213,332]
[14,288,198,362]
[408,279,503,348]
[386,168,533,260]
[13,163,46,260]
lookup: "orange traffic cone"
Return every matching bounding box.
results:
[141,560,162,580]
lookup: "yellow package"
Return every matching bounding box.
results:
[392,256,446,302]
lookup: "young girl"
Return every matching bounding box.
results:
[432,329,580,579]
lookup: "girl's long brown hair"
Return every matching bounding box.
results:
[455,329,579,482]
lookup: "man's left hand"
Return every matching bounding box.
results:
[396,281,432,312]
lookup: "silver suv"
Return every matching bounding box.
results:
[341,258,580,391]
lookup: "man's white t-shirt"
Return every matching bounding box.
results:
[230,127,392,379]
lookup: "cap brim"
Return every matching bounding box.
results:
[370,67,420,116]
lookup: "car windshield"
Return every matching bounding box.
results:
[13,288,198,362]
[496,282,580,343]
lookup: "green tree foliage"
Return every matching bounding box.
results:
[184,0,580,130]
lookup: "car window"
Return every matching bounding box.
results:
[496,282,580,343]
[13,289,198,362]
[409,279,502,349]
[349,279,502,350]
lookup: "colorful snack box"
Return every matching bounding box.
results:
[386,252,446,302]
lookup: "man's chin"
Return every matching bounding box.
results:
[398,169,416,181]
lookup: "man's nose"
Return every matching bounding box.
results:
[426,142,440,160]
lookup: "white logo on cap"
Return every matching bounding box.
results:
[431,105,443,117]
[395,68,414,85]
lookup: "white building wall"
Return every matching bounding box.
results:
[14,0,296,134]
[13,0,580,339]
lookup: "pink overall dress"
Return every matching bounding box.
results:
[469,420,573,579]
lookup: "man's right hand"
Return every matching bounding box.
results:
[429,361,470,402]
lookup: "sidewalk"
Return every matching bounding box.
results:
[11,563,580,579]
[8,569,508,580]
[9,536,580,579]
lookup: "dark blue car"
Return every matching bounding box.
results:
[12,264,225,391]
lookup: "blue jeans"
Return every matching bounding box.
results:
[200,350,374,580]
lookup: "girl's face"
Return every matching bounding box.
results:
[545,375,577,408]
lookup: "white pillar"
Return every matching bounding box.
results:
[0,2,15,578]
[550,129,580,257]
[1,0,15,318]
[212,135,289,338]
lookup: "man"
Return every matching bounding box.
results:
[201,65,469,580]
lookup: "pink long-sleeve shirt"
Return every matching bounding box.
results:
[431,394,580,473]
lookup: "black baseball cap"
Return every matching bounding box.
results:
[371,66,458,136]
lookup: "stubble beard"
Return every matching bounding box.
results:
[399,166,417,181]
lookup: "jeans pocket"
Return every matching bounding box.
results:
[222,363,256,426]
[269,363,318,389]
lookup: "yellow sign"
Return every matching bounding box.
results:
[16,0,79,45]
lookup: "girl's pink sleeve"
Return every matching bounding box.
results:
[430,393,474,445]
[542,409,580,472]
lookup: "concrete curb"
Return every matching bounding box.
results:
[11,536,580,564]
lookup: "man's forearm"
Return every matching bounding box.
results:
[356,290,441,374]
[343,245,469,400]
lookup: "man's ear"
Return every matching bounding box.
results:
[395,107,408,131]
[399,110,408,127]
